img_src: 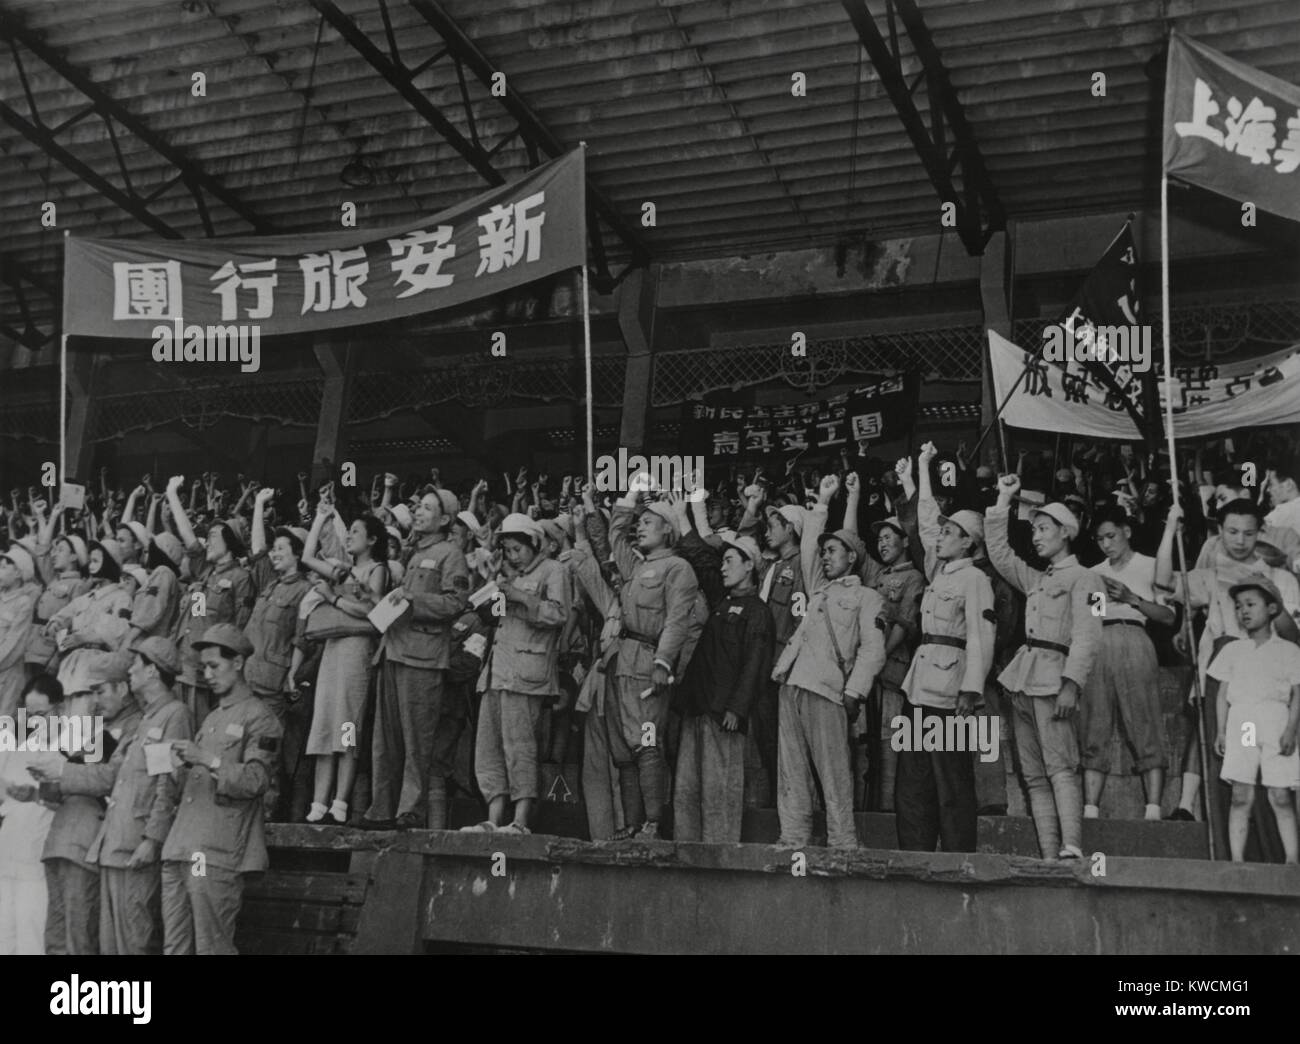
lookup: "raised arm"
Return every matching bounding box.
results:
[165,475,199,549]
[251,487,274,558]
[983,474,1037,595]
[802,475,837,594]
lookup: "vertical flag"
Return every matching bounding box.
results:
[1057,220,1157,444]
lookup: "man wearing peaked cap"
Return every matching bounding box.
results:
[674,531,774,843]
[160,619,281,954]
[30,647,138,956]
[461,506,570,837]
[772,475,887,850]
[860,492,925,814]
[362,486,470,832]
[985,473,1104,862]
[742,500,809,806]
[893,444,997,854]
[599,481,702,840]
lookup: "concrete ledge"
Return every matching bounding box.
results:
[261,826,1300,953]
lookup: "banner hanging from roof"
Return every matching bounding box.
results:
[1163,31,1300,223]
[62,148,587,339]
[990,330,1300,439]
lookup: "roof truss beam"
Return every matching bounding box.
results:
[841,0,1005,255]
[0,11,272,237]
[310,0,649,291]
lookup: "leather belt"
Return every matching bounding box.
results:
[1102,619,1146,629]
[619,628,657,649]
[1026,638,1070,655]
[921,633,966,650]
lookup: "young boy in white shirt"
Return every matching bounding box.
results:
[1208,577,1300,864]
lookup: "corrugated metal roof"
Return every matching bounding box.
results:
[2,0,1298,352]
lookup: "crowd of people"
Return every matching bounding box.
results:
[0,430,1298,954]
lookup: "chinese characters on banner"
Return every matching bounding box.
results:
[680,375,919,464]
[1163,32,1300,223]
[989,330,1300,440]
[64,151,586,338]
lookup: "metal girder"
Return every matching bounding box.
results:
[310,0,650,292]
[0,11,272,237]
[841,0,1004,256]
[0,254,59,349]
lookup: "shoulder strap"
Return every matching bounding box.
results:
[820,599,850,683]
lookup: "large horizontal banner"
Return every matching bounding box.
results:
[63,149,587,338]
[990,330,1300,439]
[681,374,919,462]
[1163,31,1300,223]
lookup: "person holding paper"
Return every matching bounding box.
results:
[361,491,468,831]
[161,623,282,955]
[32,638,190,954]
[462,513,569,835]
[34,649,140,954]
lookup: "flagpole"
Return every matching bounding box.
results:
[60,228,70,499]
[579,142,593,487]
[1163,171,1215,860]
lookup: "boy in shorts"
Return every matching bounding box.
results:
[1208,577,1300,864]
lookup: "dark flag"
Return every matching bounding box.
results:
[1058,220,1159,445]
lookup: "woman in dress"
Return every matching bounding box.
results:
[301,504,389,824]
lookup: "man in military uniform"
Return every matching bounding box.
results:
[161,623,282,955]
[35,638,191,954]
[897,442,995,852]
[748,502,807,807]
[36,649,141,954]
[985,475,1104,861]
[606,479,702,840]
[363,490,469,831]
[772,475,887,849]
[860,501,924,812]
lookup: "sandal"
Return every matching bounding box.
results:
[607,825,640,841]
[459,821,496,833]
[497,822,530,836]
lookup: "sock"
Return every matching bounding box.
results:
[1050,771,1084,854]
[306,801,328,823]
[1027,785,1060,859]
[1083,804,1100,819]
[329,799,348,822]
[1145,803,1162,821]
[1180,772,1201,812]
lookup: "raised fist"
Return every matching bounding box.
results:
[255,487,275,505]
[818,474,840,504]
[167,475,185,494]
[844,472,860,493]
[384,473,398,488]
[998,474,1021,496]
[919,441,938,466]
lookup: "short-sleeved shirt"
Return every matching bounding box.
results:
[1093,552,1158,624]
[1207,634,1300,710]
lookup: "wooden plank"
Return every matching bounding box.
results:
[243,871,368,905]
[239,900,345,934]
